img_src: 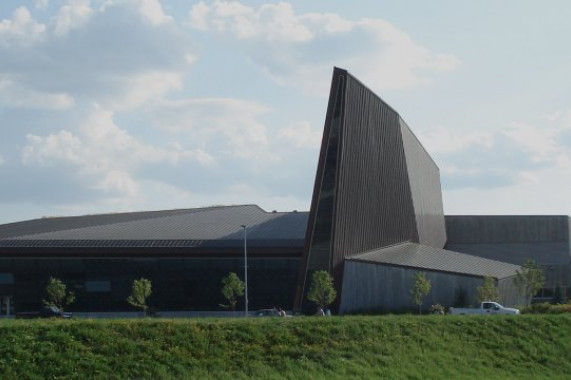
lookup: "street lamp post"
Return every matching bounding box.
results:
[241,225,248,317]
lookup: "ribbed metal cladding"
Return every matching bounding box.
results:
[294,67,447,311]
[399,118,447,248]
[445,215,570,244]
[445,215,571,265]
[333,72,418,263]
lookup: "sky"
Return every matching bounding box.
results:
[0,0,570,224]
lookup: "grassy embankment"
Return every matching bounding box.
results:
[0,314,569,379]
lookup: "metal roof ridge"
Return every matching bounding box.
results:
[347,240,414,258]
[347,241,521,269]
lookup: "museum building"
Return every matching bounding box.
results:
[0,68,568,316]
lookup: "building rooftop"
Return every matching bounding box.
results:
[348,242,521,279]
[0,205,309,249]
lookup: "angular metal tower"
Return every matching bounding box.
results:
[294,68,446,311]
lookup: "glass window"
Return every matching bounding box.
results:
[85,280,111,292]
[0,273,14,285]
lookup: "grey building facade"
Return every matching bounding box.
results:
[446,215,571,302]
[340,243,523,313]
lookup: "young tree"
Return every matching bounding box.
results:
[127,278,152,314]
[307,270,337,312]
[220,272,245,311]
[476,276,500,303]
[411,272,431,314]
[43,277,75,311]
[514,259,545,306]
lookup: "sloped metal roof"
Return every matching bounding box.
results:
[347,242,520,279]
[0,207,212,239]
[0,205,309,249]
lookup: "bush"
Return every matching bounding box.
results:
[521,302,551,314]
[551,303,571,314]
[428,304,446,315]
[522,302,571,314]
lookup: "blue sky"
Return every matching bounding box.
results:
[1,0,570,224]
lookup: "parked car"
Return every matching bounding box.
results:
[449,301,519,315]
[15,306,73,319]
[254,308,280,317]
[254,308,291,317]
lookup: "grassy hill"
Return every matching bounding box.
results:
[0,314,569,379]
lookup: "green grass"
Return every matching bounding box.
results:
[0,315,569,379]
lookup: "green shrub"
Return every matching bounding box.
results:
[551,303,571,314]
[521,302,552,314]
[522,302,571,314]
[428,304,446,315]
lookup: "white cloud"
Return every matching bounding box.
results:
[136,0,173,25]
[443,165,571,216]
[23,130,83,166]
[22,105,214,197]
[36,0,50,10]
[102,0,173,26]
[503,121,560,163]
[417,126,492,154]
[188,1,210,30]
[0,1,194,110]
[0,79,75,109]
[151,98,276,160]
[189,1,349,42]
[543,108,571,128]
[115,71,183,110]
[0,7,46,46]
[54,0,94,37]
[277,121,321,149]
[419,114,571,190]
[188,1,459,94]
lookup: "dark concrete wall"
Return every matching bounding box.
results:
[446,215,571,302]
[446,215,570,244]
[445,216,571,266]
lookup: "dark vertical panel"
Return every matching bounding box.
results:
[333,73,418,265]
[293,68,346,309]
[399,118,446,248]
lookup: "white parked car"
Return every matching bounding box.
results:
[449,301,520,315]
